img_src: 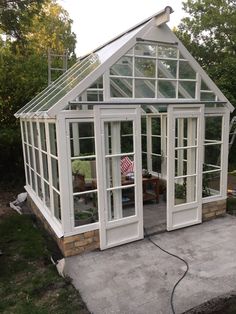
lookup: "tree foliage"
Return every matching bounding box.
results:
[0,0,77,185]
[175,0,236,105]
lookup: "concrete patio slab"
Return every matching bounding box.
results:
[64,215,236,314]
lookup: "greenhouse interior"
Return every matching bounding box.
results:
[15,7,234,256]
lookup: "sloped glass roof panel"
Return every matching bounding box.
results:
[16,55,92,115]
[15,23,145,117]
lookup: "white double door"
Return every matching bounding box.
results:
[95,104,204,250]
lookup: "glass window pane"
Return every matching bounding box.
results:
[74,192,98,227]
[110,56,133,76]
[49,123,57,156]
[135,79,155,98]
[87,91,103,101]
[202,171,220,197]
[26,122,32,144]
[78,122,94,138]
[106,155,134,188]
[142,135,147,152]
[205,116,222,141]
[204,144,221,170]
[201,80,210,90]
[142,153,147,169]
[24,144,29,164]
[72,158,96,193]
[152,155,162,173]
[42,153,49,181]
[158,60,177,78]
[89,76,103,89]
[175,118,197,147]
[26,165,30,184]
[121,121,133,153]
[22,121,27,142]
[178,81,196,98]
[158,45,177,58]
[44,182,50,209]
[51,157,59,190]
[53,191,61,221]
[141,117,147,134]
[40,123,47,151]
[31,170,35,191]
[107,187,135,221]
[37,175,43,199]
[135,57,156,78]
[35,149,40,174]
[134,44,156,57]
[175,176,196,205]
[110,78,132,97]
[32,122,38,147]
[105,121,133,155]
[200,92,216,101]
[179,61,196,79]
[29,146,34,168]
[152,137,161,154]
[70,122,95,157]
[158,80,176,98]
[151,117,161,135]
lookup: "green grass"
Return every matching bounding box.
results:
[0,213,90,314]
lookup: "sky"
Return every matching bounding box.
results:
[58,0,186,57]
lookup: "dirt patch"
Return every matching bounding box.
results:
[183,292,236,314]
[228,174,236,190]
[0,189,22,217]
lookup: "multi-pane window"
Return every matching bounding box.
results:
[21,120,61,223]
[203,116,223,198]
[69,121,98,227]
[110,43,198,100]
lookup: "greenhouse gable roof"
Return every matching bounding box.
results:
[15,6,234,118]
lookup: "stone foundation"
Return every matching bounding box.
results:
[27,194,226,257]
[27,196,100,257]
[202,199,226,221]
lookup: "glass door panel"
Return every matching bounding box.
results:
[167,105,203,231]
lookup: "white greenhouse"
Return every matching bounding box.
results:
[15,7,234,256]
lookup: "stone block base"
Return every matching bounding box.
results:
[27,196,100,257]
[202,199,226,221]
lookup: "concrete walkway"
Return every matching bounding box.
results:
[64,215,236,314]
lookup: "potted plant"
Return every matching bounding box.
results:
[74,207,98,226]
[74,210,93,226]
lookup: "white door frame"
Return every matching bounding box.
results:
[94,105,143,250]
[167,105,204,231]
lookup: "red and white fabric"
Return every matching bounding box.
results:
[120,156,134,174]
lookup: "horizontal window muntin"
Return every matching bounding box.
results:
[204,141,222,145]
[71,154,96,161]
[175,173,197,180]
[105,152,134,158]
[73,188,97,197]
[106,183,135,192]
[174,145,198,150]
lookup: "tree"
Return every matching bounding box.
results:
[175,0,236,105]
[0,0,77,185]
